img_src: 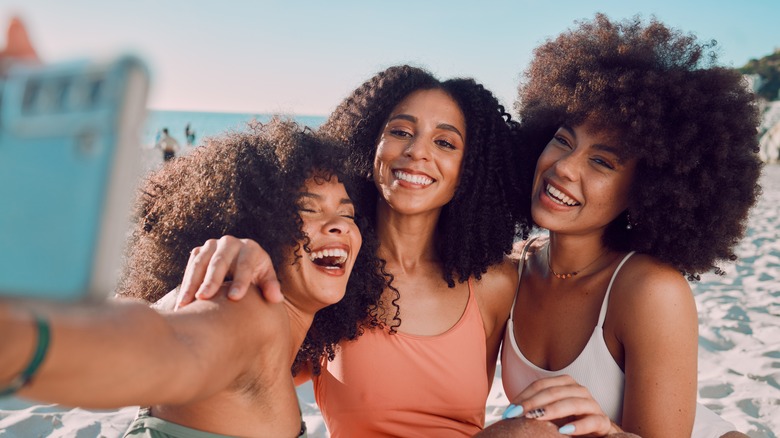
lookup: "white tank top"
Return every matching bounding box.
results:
[500,239,735,437]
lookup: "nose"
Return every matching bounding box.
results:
[322,215,352,235]
[404,138,431,161]
[552,150,580,182]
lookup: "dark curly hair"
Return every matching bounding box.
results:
[116,118,386,376]
[320,65,530,291]
[516,14,763,277]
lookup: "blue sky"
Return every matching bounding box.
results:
[4,0,778,115]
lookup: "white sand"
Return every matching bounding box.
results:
[2,166,778,438]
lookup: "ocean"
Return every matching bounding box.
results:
[142,109,326,147]
[0,110,777,437]
[138,110,326,173]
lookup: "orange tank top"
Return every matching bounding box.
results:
[313,278,488,437]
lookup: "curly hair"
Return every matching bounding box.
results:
[516,14,763,277]
[116,118,386,376]
[320,65,530,291]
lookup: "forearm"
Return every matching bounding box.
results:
[0,304,39,385]
[1,300,201,408]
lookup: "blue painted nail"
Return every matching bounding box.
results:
[501,404,524,419]
[558,424,576,435]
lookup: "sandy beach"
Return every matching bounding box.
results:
[1,165,778,437]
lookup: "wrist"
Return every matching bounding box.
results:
[0,305,45,393]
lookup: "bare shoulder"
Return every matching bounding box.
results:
[472,256,519,334]
[612,254,693,307]
[171,283,287,346]
[609,253,697,338]
[474,256,519,305]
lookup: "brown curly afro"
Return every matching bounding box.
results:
[116,118,386,375]
[320,65,530,290]
[516,14,764,278]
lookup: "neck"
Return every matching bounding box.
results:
[546,232,611,277]
[376,199,440,268]
[281,299,317,363]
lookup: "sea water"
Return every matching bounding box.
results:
[143,109,326,147]
[139,110,326,172]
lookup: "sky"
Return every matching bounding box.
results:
[3,0,779,116]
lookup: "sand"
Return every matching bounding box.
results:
[1,166,778,438]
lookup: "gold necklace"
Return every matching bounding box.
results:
[547,244,608,280]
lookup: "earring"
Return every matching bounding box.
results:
[626,212,633,230]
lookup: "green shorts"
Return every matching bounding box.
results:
[124,407,307,438]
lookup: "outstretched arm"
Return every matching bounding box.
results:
[0,286,280,408]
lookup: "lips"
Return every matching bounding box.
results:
[393,169,434,186]
[307,244,350,273]
[544,181,580,206]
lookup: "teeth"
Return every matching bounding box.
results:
[546,184,579,206]
[394,170,433,186]
[308,248,348,264]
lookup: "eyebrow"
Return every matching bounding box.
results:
[560,124,625,163]
[388,113,465,141]
[298,192,353,205]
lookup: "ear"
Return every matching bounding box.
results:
[2,17,39,61]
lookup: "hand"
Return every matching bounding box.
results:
[511,236,549,261]
[501,375,620,437]
[176,235,282,309]
[0,17,39,74]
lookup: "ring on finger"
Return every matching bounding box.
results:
[525,407,546,419]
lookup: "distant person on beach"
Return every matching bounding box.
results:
[178,65,531,437]
[0,119,386,437]
[185,123,196,146]
[155,127,179,161]
[482,14,759,438]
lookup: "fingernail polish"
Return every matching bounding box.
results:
[228,287,240,298]
[558,424,576,434]
[501,404,524,419]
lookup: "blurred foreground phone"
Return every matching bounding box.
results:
[0,55,150,301]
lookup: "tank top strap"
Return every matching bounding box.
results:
[597,251,636,326]
[509,237,539,320]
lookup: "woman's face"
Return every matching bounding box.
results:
[530,122,636,236]
[373,88,467,215]
[278,175,362,312]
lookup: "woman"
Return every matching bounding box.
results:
[178,66,531,436]
[495,15,760,437]
[0,119,386,437]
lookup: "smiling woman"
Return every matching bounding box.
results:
[280,175,362,312]
[496,14,761,438]
[174,65,532,437]
[0,118,387,437]
[372,88,468,215]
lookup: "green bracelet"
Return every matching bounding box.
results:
[0,314,50,397]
